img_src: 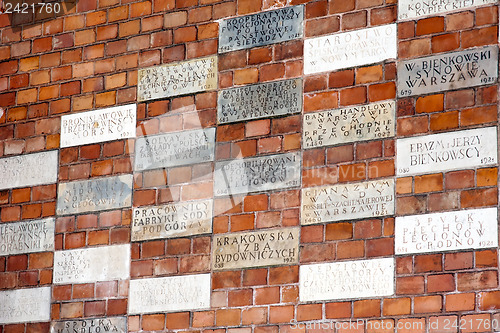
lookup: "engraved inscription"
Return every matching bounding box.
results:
[398,0,497,20]
[0,287,51,324]
[0,218,55,256]
[50,317,127,333]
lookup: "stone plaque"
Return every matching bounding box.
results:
[128,274,211,314]
[395,208,498,255]
[132,199,213,241]
[56,175,133,215]
[396,127,497,176]
[0,150,58,190]
[0,287,51,324]
[212,227,299,270]
[218,5,303,53]
[50,317,127,333]
[299,258,394,302]
[304,24,397,75]
[214,152,301,197]
[53,244,130,284]
[301,179,395,225]
[303,100,395,148]
[60,104,136,148]
[138,56,217,101]
[399,0,497,20]
[218,78,302,124]
[134,128,215,171]
[0,218,55,256]
[397,46,498,97]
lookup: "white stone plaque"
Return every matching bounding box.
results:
[304,24,397,75]
[137,56,217,101]
[300,258,394,302]
[132,199,213,241]
[301,179,395,225]
[128,274,211,314]
[134,128,215,171]
[0,218,55,256]
[0,150,58,190]
[212,227,299,270]
[303,100,395,148]
[395,208,498,255]
[50,317,127,333]
[60,104,136,148]
[0,287,51,324]
[398,0,497,20]
[396,127,497,177]
[53,244,130,284]
[56,175,133,215]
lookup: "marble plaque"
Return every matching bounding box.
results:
[218,78,302,124]
[132,199,213,241]
[53,244,130,284]
[397,46,498,97]
[0,218,55,256]
[128,274,211,314]
[212,227,299,270]
[299,258,394,302]
[134,128,215,171]
[60,104,136,148]
[50,317,127,333]
[219,5,303,53]
[303,100,395,148]
[214,152,301,197]
[0,287,51,324]
[396,127,497,176]
[56,175,133,215]
[0,150,58,190]
[138,56,217,101]
[399,0,497,20]
[301,179,395,225]
[304,24,397,75]
[395,208,498,255]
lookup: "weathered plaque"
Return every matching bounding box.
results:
[218,5,303,53]
[396,127,497,176]
[303,100,395,148]
[138,56,217,101]
[398,46,498,97]
[50,317,127,333]
[132,199,213,241]
[134,128,215,171]
[399,0,497,20]
[56,175,133,215]
[395,208,498,255]
[212,227,299,270]
[301,179,395,225]
[0,218,55,256]
[60,104,136,148]
[304,24,397,75]
[53,244,130,284]
[128,274,211,314]
[299,258,394,302]
[214,152,301,197]
[0,287,51,324]
[0,150,58,190]
[218,78,302,124]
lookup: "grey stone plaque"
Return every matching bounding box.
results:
[301,179,395,225]
[0,287,51,324]
[0,218,55,256]
[218,78,302,124]
[56,175,133,216]
[138,56,217,101]
[132,199,213,241]
[303,100,395,149]
[398,0,497,20]
[214,152,301,197]
[398,45,498,97]
[213,227,299,270]
[134,128,215,171]
[0,150,58,190]
[219,5,303,53]
[50,317,127,333]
